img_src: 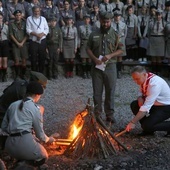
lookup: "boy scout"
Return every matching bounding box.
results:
[46,16,62,79]
[9,10,28,79]
[87,12,124,124]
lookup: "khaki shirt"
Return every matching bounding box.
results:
[9,20,27,43]
[87,27,124,63]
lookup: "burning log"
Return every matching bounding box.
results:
[64,99,128,159]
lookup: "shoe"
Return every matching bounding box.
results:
[143,58,147,62]
[106,117,116,124]
[129,59,134,62]
[137,131,154,136]
[164,131,170,137]
[53,75,58,79]
[138,58,142,62]
[117,71,121,79]
[82,72,87,79]
[86,72,91,79]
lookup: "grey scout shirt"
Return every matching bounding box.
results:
[1,97,49,143]
[87,27,124,63]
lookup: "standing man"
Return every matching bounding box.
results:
[9,10,28,79]
[87,12,124,123]
[126,66,170,137]
[26,6,49,74]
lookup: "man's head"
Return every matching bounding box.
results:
[29,71,48,88]
[131,66,147,86]
[13,10,22,21]
[32,6,41,18]
[100,12,112,33]
[49,16,57,27]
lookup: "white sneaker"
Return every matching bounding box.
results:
[129,58,134,61]
[143,58,147,62]
[138,58,142,62]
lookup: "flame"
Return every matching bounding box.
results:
[73,125,79,139]
[68,110,88,140]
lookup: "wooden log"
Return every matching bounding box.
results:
[56,139,72,143]
[96,116,128,151]
[55,141,71,146]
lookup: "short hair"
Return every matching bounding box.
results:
[32,5,40,12]
[131,66,147,74]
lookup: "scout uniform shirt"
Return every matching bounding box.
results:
[46,26,62,49]
[9,20,27,46]
[0,24,8,41]
[150,0,165,10]
[87,27,124,63]
[99,2,113,13]
[111,20,127,56]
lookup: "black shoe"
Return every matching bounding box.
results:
[117,71,121,79]
[137,131,154,136]
[82,73,87,79]
[164,131,170,137]
[106,117,116,124]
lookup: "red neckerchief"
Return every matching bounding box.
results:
[141,72,155,98]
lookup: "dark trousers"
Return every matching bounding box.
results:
[131,100,170,132]
[29,39,47,73]
[91,63,117,118]
[47,46,59,78]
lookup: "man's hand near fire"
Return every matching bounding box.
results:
[125,111,147,132]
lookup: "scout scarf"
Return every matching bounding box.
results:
[141,72,155,99]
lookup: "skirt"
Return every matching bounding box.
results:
[125,27,136,46]
[80,40,89,58]
[63,39,75,59]
[147,36,165,56]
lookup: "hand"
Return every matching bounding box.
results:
[101,55,109,62]
[126,122,136,132]
[47,136,56,144]
[94,58,102,65]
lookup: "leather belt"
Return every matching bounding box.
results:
[10,131,30,137]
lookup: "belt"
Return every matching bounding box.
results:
[63,38,74,41]
[150,35,164,37]
[10,131,30,137]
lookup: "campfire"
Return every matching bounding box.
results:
[54,99,128,159]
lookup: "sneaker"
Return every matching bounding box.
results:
[143,58,147,62]
[129,58,134,62]
[138,58,142,62]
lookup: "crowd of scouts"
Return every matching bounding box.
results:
[1,0,170,81]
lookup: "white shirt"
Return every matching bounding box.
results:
[26,15,49,43]
[140,75,170,113]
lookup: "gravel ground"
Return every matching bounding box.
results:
[1,71,170,169]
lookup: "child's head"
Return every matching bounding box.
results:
[49,17,57,27]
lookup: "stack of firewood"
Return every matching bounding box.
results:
[64,100,128,159]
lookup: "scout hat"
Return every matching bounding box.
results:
[29,71,48,88]
[100,12,113,20]
[65,15,73,20]
[156,9,163,15]
[114,11,122,17]
[49,16,57,21]
[13,10,22,16]
[83,14,91,19]
[27,81,44,95]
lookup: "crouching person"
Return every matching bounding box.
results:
[1,82,55,167]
